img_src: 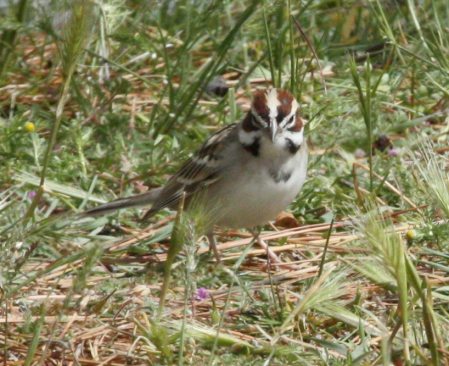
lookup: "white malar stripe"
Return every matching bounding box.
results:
[283,129,303,146]
[266,88,280,119]
[238,128,261,145]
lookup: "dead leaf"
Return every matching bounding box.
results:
[275,211,299,228]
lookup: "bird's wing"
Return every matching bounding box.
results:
[142,123,237,219]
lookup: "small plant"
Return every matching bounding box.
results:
[25,0,97,221]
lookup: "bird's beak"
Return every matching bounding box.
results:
[269,120,278,142]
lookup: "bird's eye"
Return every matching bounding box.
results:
[286,116,295,129]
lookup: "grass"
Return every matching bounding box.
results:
[1,0,449,364]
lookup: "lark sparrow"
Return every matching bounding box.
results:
[86,88,308,259]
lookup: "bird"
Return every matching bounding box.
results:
[85,88,308,260]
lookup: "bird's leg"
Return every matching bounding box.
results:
[252,227,300,271]
[207,232,221,262]
[250,227,283,265]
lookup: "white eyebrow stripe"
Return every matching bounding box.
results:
[266,89,280,119]
[280,99,299,127]
[280,110,296,127]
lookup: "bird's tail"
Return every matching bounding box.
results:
[82,188,162,216]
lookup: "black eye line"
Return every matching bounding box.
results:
[250,112,266,128]
[284,115,295,129]
[261,113,271,124]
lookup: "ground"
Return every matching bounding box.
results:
[0,1,448,365]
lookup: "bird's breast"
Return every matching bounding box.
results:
[208,142,308,228]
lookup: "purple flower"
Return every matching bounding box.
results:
[388,148,399,157]
[27,191,37,200]
[196,287,209,301]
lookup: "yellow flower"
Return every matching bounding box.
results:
[24,121,36,133]
[405,229,416,241]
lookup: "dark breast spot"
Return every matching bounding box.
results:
[270,169,292,183]
[242,137,260,157]
[286,139,301,154]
